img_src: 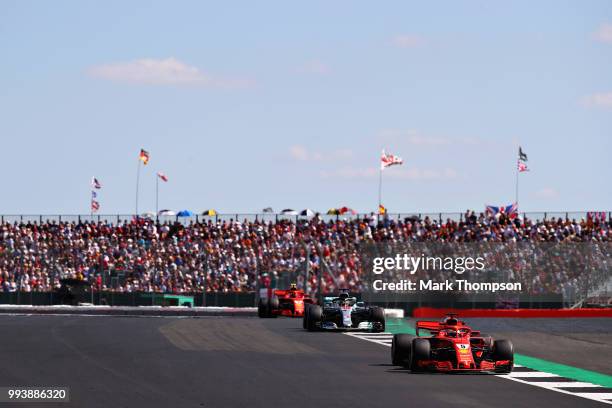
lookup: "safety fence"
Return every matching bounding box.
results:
[0,211,609,225]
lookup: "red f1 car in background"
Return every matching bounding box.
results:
[391,314,513,373]
[258,284,314,318]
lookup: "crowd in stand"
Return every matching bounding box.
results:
[0,211,609,297]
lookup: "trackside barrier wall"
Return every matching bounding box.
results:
[412,307,612,318]
[0,291,256,307]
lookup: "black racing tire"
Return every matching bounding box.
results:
[391,334,412,367]
[410,338,431,372]
[257,298,269,318]
[369,307,386,332]
[303,304,311,329]
[307,305,322,331]
[492,339,514,373]
[268,296,279,318]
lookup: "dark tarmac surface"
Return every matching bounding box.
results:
[0,315,609,408]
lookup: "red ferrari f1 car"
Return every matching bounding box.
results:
[391,314,513,373]
[258,284,314,318]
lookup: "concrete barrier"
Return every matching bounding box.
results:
[0,305,257,317]
[384,308,405,319]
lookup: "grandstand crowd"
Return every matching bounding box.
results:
[0,211,609,296]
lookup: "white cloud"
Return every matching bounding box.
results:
[289,145,310,161]
[594,23,612,43]
[581,92,612,110]
[297,60,330,75]
[534,187,559,199]
[392,35,426,48]
[88,57,252,87]
[289,145,352,161]
[320,166,458,181]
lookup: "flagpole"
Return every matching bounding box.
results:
[156,175,159,216]
[135,159,141,216]
[515,157,519,206]
[378,165,383,209]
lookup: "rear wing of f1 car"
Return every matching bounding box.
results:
[322,296,364,307]
[415,320,480,337]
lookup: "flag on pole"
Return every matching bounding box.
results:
[139,149,150,165]
[91,191,97,199]
[518,162,529,172]
[91,177,102,189]
[518,147,528,162]
[485,203,518,218]
[378,204,387,215]
[381,149,403,170]
[157,172,168,182]
[91,200,100,212]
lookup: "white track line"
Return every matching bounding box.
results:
[507,371,559,378]
[345,332,612,406]
[572,393,612,400]
[527,382,602,388]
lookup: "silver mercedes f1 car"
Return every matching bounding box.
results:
[303,290,385,332]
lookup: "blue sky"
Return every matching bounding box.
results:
[0,0,610,214]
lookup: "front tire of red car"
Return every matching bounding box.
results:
[492,339,514,373]
[391,334,412,367]
[410,338,431,372]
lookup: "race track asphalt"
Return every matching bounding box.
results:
[0,315,609,408]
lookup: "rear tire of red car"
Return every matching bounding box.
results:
[391,334,412,367]
[492,339,514,373]
[269,296,279,318]
[410,338,431,372]
[370,307,385,332]
[258,298,269,318]
[307,305,322,331]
